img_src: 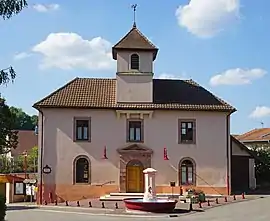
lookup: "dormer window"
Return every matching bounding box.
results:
[130,54,139,70]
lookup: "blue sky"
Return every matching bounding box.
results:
[0,0,269,134]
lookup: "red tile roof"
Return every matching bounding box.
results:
[11,130,38,156]
[236,128,270,142]
[33,78,236,112]
[112,26,158,60]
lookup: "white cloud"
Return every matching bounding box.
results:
[32,32,115,70]
[250,106,270,118]
[33,4,60,12]
[209,68,267,86]
[14,52,32,60]
[157,72,189,80]
[175,0,240,38]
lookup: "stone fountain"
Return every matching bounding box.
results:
[123,168,177,213]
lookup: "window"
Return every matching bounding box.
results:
[130,53,139,70]
[74,157,90,184]
[179,120,196,144]
[180,159,195,185]
[127,120,143,142]
[14,182,25,195]
[74,118,91,141]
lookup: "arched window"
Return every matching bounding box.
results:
[130,54,140,70]
[179,159,195,185]
[74,156,90,184]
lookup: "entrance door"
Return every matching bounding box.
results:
[126,160,144,193]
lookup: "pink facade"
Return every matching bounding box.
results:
[38,108,231,201]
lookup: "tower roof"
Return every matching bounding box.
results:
[112,25,158,60]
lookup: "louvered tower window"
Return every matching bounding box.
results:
[130,54,140,70]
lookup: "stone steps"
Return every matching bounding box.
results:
[99,192,223,201]
[100,193,182,201]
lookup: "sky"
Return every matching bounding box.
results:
[0,0,269,134]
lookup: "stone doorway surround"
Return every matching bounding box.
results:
[117,144,153,192]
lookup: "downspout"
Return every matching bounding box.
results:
[39,110,44,205]
[226,113,230,196]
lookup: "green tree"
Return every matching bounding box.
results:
[26,146,38,172]
[0,0,28,19]
[9,107,38,130]
[0,0,28,160]
[0,98,18,155]
[250,144,270,187]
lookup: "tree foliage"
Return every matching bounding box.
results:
[0,146,38,174]
[0,0,28,90]
[0,1,29,155]
[10,106,38,130]
[0,101,37,155]
[0,0,28,20]
[250,144,270,186]
[0,98,18,154]
[0,66,16,85]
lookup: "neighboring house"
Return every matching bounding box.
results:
[2,130,38,159]
[236,128,270,149]
[33,22,255,203]
[11,130,38,157]
[230,136,256,193]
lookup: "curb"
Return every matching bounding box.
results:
[198,196,263,211]
[39,205,114,211]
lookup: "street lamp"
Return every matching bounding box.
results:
[34,125,38,135]
[22,150,28,202]
[23,150,28,179]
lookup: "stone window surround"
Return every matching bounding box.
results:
[73,117,91,142]
[178,157,196,186]
[126,119,144,143]
[178,119,196,144]
[73,155,91,185]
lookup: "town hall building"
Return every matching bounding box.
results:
[33,21,256,203]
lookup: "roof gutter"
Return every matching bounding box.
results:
[241,140,270,143]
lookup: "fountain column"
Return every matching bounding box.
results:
[143,168,157,201]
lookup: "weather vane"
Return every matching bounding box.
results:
[131,4,137,27]
[261,121,264,128]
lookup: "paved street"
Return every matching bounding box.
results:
[6,196,270,221]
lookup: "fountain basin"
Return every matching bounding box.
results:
[123,198,177,213]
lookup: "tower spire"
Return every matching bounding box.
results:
[131,4,137,28]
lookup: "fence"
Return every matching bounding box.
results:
[0,155,38,174]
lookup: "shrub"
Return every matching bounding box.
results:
[0,194,6,221]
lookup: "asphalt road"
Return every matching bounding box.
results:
[6,196,270,221]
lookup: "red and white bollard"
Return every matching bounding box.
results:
[242,193,245,199]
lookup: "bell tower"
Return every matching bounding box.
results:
[112,5,158,103]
